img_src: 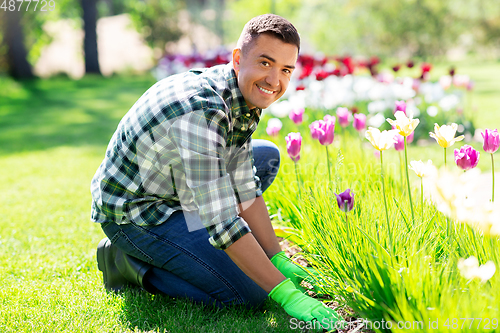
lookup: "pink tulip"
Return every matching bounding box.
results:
[482,129,500,154]
[394,134,405,151]
[394,100,407,115]
[318,120,335,145]
[309,120,323,139]
[407,131,414,144]
[266,118,282,137]
[323,114,336,125]
[454,145,480,171]
[289,108,304,125]
[353,113,366,132]
[285,132,302,162]
[336,107,350,127]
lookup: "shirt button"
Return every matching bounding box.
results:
[246,113,251,117]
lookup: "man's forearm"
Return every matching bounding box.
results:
[224,233,285,293]
[238,195,282,259]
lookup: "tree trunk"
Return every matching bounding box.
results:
[80,0,101,74]
[4,10,34,79]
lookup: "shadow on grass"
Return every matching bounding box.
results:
[116,288,293,333]
[0,74,157,156]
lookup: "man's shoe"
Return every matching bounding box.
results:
[97,238,158,294]
[97,238,129,292]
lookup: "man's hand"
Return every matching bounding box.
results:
[271,251,322,293]
[269,278,345,331]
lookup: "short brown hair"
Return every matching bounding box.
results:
[237,14,300,54]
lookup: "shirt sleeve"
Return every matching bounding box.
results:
[169,109,251,250]
[226,137,262,203]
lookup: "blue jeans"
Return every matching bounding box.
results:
[101,139,280,309]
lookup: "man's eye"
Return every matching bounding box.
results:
[261,61,270,67]
[283,69,291,75]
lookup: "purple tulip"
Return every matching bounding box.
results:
[454,145,480,171]
[309,120,323,139]
[482,129,500,154]
[394,134,405,151]
[336,107,350,128]
[334,189,354,212]
[285,132,302,162]
[394,100,407,115]
[353,113,367,132]
[289,108,304,125]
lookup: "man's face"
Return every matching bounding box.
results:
[232,33,298,110]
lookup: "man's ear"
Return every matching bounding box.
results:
[232,48,241,74]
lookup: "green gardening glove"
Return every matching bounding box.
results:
[270,251,322,293]
[269,278,346,332]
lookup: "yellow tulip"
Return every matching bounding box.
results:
[429,123,465,148]
[386,111,420,137]
[365,127,398,151]
[409,160,434,178]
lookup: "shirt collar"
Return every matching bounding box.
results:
[223,63,262,120]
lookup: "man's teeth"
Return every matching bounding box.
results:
[258,86,273,95]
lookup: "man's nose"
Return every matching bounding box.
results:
[265,69,280,88]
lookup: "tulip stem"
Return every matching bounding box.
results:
[404,137,415,224]
[399,151,404,194]
[380,151,393,254]
[444,147,447,168]
[420,177,424,218]
[326,146,332,185]
[492,153,495,202]
[294,161,301,198]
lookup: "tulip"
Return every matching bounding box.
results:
[482,129,499,202]
[266,118,282,137]
[394,134,405,151]
[429,123,464,149]
[365,127,398,151]
[336,107,350,128]
[285,132,302,197]
[482,129,500,154]
[353,113,366,132]
[429,123,465,167]
[386,111,419,137]
[458,256,496,283]
[454,145,480,172]
[285,132,302,162]
[289,108,304,125]
[394,100,407,115]
[334,189,354,212]
[407,131,414,144]
[309,120,323,139]
[409,160,433,178]
[318,120,335,146]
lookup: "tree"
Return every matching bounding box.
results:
[1,10,34,79]
[80,0,101,74]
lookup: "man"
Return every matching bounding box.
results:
[91,14,343,329]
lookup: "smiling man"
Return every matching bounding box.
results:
[92,14,343,329]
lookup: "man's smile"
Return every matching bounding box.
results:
[257,85,275,95]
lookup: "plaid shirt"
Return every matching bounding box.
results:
[91,64,262,250]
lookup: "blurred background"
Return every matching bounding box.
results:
[1,0,499,79]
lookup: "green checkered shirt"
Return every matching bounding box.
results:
[91,64,262,250]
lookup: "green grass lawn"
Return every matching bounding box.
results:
[0,60,498,332]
